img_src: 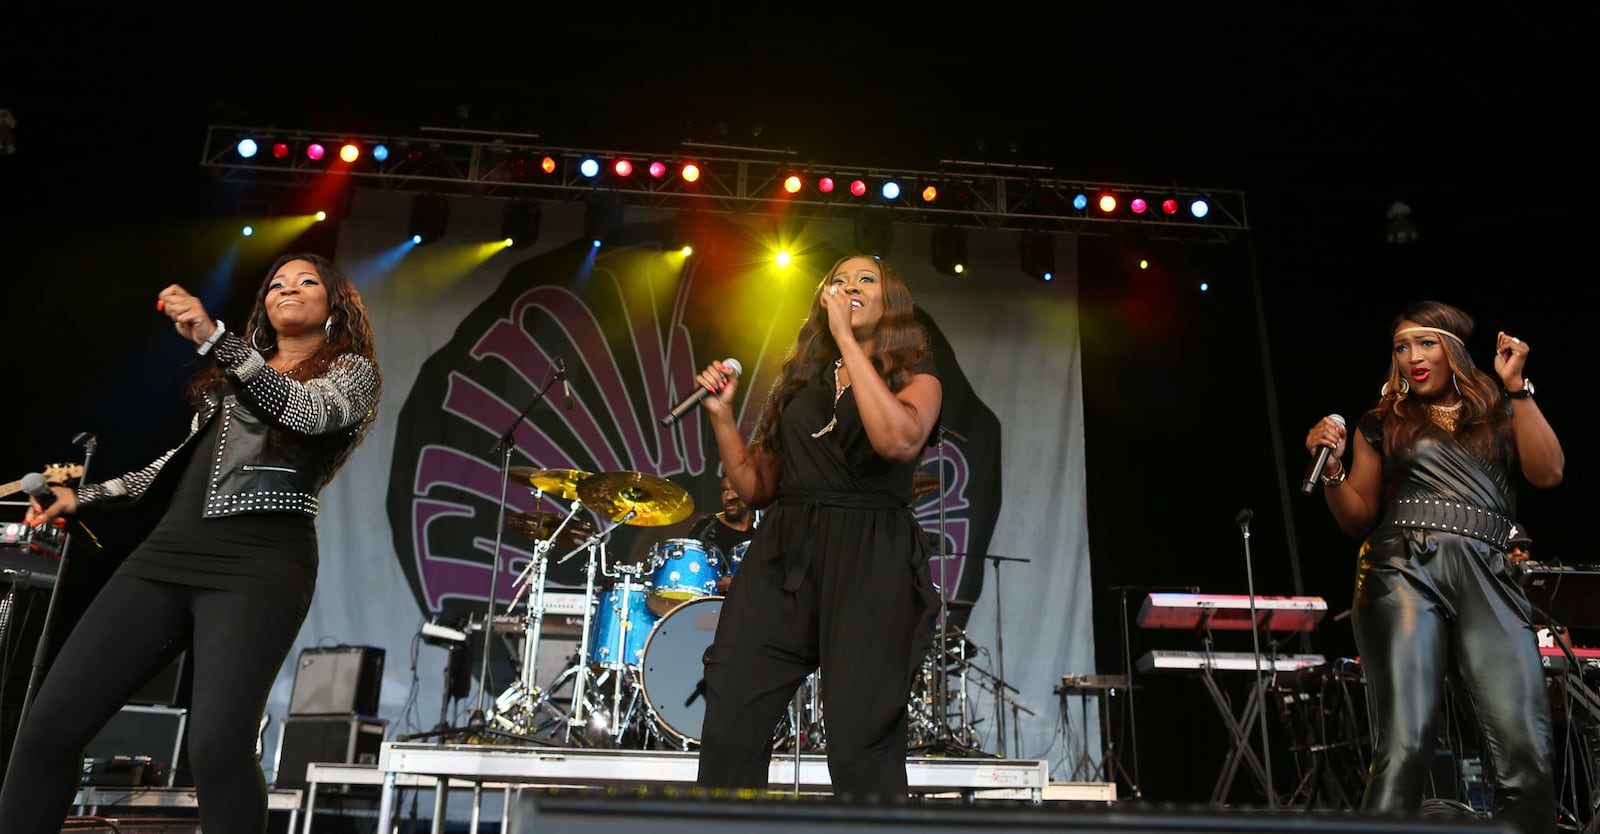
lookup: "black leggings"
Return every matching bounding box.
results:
[0,574,305,834]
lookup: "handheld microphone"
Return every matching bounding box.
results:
[660,358,742,426]
[20,472,58,510]
[556,357,573,410]
[1301,414,1347,493]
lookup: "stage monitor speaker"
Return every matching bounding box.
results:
[288,645,384,716]
[272,714,386,789]
[510,792,1508,833]
[83,705,187,788]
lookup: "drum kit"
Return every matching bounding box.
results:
[458,465,986,754]
[475,466,747,750]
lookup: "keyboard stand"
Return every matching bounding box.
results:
[1201,662,1270,805]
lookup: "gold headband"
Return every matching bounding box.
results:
[1393,325,1464,344]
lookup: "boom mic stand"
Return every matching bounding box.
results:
[454,360,566,739]
[18,431,97,727]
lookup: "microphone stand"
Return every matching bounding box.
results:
[1236,508,1276,808]
[17,431,97,726]
[468,364,564,729]
[981,552,1029,757]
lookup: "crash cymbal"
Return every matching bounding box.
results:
[912,472,941,501]
[508,467,593,500]
[576,470,694,527]
[507,511,597,548]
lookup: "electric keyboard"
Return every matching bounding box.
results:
[1138,593,1328,632]
[1136,649,1327,674]
[1538,645,1600,675]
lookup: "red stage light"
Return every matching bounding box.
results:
[541,156,557,174]
[306,143,326,161]
[649,161,666,178]
[613,159,633,177]
[271,143,290,159]
[1130,198,1148,214]
[1161,198,1179,215]
[849,180,867,197]
[921,185,938,203]
[818,177,835,193]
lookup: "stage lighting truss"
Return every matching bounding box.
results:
[202,125,1248,242]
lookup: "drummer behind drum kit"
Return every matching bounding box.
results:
[457,466,984,754]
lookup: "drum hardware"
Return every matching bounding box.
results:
[507,510,597,550]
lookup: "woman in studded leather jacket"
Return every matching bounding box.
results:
[0,252,380,834]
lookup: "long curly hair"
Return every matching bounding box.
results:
[187,252,383,482]
[749,255,931,457]
[1371,299,1512,466]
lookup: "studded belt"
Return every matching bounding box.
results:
[1385,496,1514,551]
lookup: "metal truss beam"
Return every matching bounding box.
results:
[200,125,1250,244]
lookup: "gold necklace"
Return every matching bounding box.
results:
[1427,400,1461,432]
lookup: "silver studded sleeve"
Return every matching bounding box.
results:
[210,332,379,436]
[75,410,206,508]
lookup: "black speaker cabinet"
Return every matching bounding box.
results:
[83,704,187,787]
[288,645,384,716]
[272,714,387,789]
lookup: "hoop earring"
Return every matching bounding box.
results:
[250,327,275,353]
[1381,377,1411,397]
[324,316,333,341]
[1452,373,1462,396]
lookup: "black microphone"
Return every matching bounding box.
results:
[660,358,742,426]
[1301,414,1347,494]
[1235,507,1253,530]
[556,357,573,410]
[20,472,58,510]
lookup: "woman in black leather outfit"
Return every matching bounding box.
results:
[1306,300,1563,834]
[0,253,381,833]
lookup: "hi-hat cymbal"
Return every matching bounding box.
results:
[577,470,694,527]
[912,472,941,501]
[507,511,597,548]
[509,467,593,500]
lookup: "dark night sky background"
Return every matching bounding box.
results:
[2,5,1589,803]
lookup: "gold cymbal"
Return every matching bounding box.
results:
[507,511,597,548]
[576,470,694,527]
[508,467,593,500]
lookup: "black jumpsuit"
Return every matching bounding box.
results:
[1351,411,1555,834]
[696,357,939,798]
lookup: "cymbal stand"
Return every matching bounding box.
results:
[471,363,563,728]
[485,494,583,735]
[555,509,634,739]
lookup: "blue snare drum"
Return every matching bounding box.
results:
[646,538,720,601]
[587,587,658,668]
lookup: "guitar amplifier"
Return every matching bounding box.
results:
[82,705,187,787]
[272,714,387,789]
[288,646,384,716]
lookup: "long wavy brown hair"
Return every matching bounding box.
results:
[749,255,931,457]
[187,252,383,483]
[1371,300,1512,468]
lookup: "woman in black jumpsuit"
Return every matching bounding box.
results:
[1306,300,1563,834]
[689,255,942,799]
